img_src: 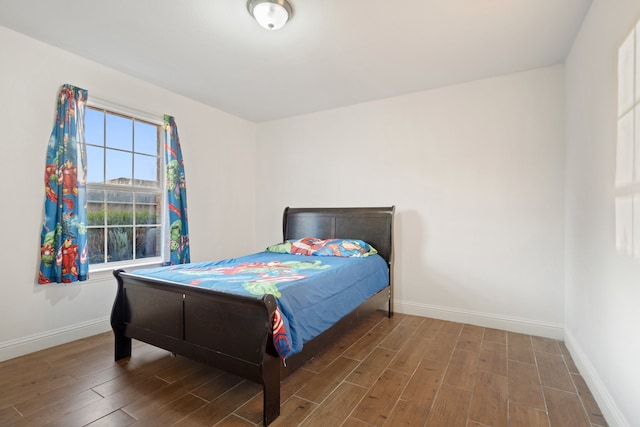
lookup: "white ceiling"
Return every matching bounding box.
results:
[0,0,591,122]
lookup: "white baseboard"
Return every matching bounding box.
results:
[393,299,564,339]
[564,330,629,427]
[0,316,112,362]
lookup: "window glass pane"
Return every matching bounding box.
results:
[106,113,133,151]
[107,227,133,262]
[136,193,161,224]
[87,204,105,226]
[86,145,104,184]
[88,228,105,264]
[107,191,133,225]
[615,196,633,256]
[135,121,159,155]
[87,189,105,226]
[106,149,132,183]
[619,30,635,115]
[87,189,104,203]
[635,107,640,183]
[134,153,159,186]
[85,108,104,146]
[136,226,160,259]
[616,111,634,187]
[636,23,640,102]
[635,195,640,259]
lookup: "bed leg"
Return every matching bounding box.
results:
[262,355,281,426]
[114,333,132,360]
[111,269,131,360]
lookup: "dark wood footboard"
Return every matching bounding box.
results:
[111,269,281,425]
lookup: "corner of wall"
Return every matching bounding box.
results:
[564,329,630,427]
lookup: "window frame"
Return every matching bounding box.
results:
[85,99,166,272]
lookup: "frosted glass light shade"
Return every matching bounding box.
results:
[248,0,292,31]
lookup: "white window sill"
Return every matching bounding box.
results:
[87,259,164,281]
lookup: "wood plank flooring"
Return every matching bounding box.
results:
[0,312,608,426]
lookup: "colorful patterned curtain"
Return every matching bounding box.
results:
[163,115,190,265]
[38,84,89,284]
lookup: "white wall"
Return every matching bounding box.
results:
[565,1,640,426]
[0,26,257,361]
[255,66,566,338]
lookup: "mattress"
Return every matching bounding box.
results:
[129,251,389,358]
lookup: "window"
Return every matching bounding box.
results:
[85,105,164,268]
[616,20,640,260]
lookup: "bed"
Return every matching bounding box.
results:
[111,206,395,425]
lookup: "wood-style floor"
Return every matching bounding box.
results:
[0,311,607,426]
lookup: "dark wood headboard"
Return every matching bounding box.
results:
[282,206,395,264]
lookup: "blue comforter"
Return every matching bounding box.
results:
[130,251,389,358]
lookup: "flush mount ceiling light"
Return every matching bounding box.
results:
[247,0,293,31]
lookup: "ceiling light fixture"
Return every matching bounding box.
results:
[247,0,293,31]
